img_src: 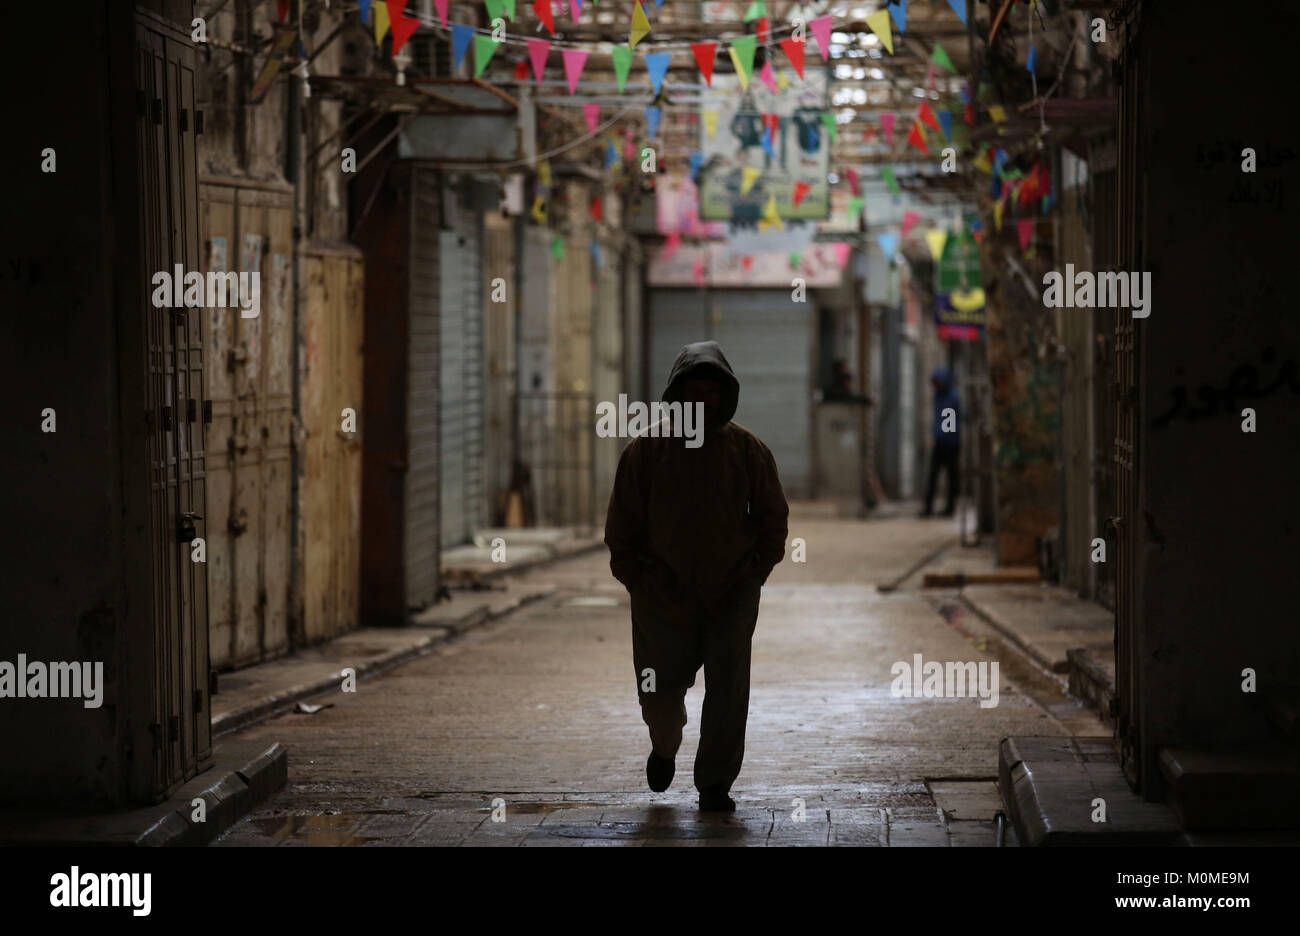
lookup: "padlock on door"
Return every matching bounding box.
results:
[178,512,202,543]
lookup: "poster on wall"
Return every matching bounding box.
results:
[934,289,986,341]
[697,72,831,222]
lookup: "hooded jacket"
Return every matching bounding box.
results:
[931,365,961,446]
[604,341,789,608]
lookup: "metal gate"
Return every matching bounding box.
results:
[134,12,210,800]
[439,223,485,549]
[1114,0,1145,791]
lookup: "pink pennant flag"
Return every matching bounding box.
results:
[570,0,582,22]
[832,242,851,268]
[692,256,706,285]
[901,210,920,238]
[562,48,588,94]
[810,15,833,62]
[846,167,859,195]
[1017,217,1035,251]
[664,230,680,259]
[433,0,448,27]
[583,102,600,132]
[527,38,551,85]
[881,112,896,145]
[758,59,778,93]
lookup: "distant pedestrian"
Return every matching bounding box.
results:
[922,365,960,517]
[604,341,789,812]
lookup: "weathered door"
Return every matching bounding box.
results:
[200,180,294,670]
[302,243,365,643]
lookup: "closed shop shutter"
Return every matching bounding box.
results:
[439,225,485,548]
[647,289,814,497]
[404,167,441,608]
[482,215,516,521]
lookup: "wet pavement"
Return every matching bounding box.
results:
[215,506,1105,846]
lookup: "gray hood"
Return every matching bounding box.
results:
[661,340,740,426]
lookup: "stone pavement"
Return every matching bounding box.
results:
[215,506,1105,846]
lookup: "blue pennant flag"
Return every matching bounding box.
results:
[605,141,617,168]
[590,240,602,267]
[960,82,970,105]
[645,52,671,95]
[359,0,371,24]
[877,232,897,258]
[938,109,953,140]
[760,126,774,158]
[1026,44,1036,73]
[889,0,907,33]
[688,151,703,181]
[452,24,474,69]
[947,0,966,25]
[645,105,661,139]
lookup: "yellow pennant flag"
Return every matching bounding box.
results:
[776,69,789,90]
[538,158,552,187]
[762,193,784,230]
[702,110,719,139]
[630,1,651,49]
[993,200,1004,232]
[728,47,750,89]
[988,104,1006,123]
[925,229,947,261]
[974,148,992,173]
[740,166,761,195]
[374,1,390,43]
[531,195,547,224]
[865,9,893,54]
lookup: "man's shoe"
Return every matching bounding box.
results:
[646,752,675,792]
[698,788,736,812]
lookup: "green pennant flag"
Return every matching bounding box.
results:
[474,36,499,77]
[504,0,516,19]
[820,111,837,143]
[849,195,865,219]
[611,45,633,92]
[551,233,565,261]
[730,35,756,84]
[485,0,504,20]
[931,43,955,72]
[743,1,767,22]
[789,251,801,269]
[880,165,900,196]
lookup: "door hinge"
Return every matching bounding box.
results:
[209,669,219,697]
[195,109,204,135]
[161,405,173,431]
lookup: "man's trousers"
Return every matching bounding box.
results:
[629,575,763,795]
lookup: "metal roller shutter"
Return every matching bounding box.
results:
[439,226,485,548]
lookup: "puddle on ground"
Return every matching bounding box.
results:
[250,813,382,846]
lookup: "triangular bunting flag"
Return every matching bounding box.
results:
[820,112,837,143]
[473,35,499,77]
[877,232,897,258]
[741,166,761,195]
[605,140,617,168]
[451,23,474,68]
[590,240,601,266]
[664,231,680,258]
[432,0,448,25]
[965,102,975,125]
[730,35,756,85]
[889,0,907,32]
[583,102,600,132]
[702,110,719,138]
[789,252,801,270]
[846,166,859,195]
[691,42,716,87]
[535,0,555,34]
[1017,217,1034,251]
[374,1,390,42]
[810,15,833,62]
[776,68,789,90]
[503,0,515,19]
[484,0,504,20]
[688,151,703,181]
[901,210,919,238]
[757,16,769,44]
[880,165,899,196]
[988,104,1006,123]
[760,126,774,158]
[644,105,661,138]
[848,195,864,220]
[514,59,529,80]
[779,37,805,78]
[993,199,1003,231]
[692,256,706,285]
[865,9,894,54]
[527,38,550,84]
[918,100,940,132]
[758,60,777,93]
[743,1,767,22]
[389,7,420,56]
[832,243,851,268]
[629,1,651,48]
[761,193,784,231]
[925,229,947,261]
[562,48,588,93]
[727,47,750,89]
[645,51,671,94]
[792,181,810,207]
[570,0,582,22]
[938,109,953,140]
[611,45,632,91]
[359,0,372,25]
[907,121,928,154]
[947,0,967,25]
[880,112,896,145]
[932,43,955,72]
[551,233,565,261]
[1026,44,1036,72]
[531,194,546,223]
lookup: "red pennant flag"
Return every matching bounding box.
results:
[535,0,555,35]
[742,255,754,271]
[691,42,717,87]
[907,121,929,154]
[277,0,289,22]
[779,37,805,79]
[514,59,530,80]
[389,4,421,56]
[762,112,779,138]
[973,229,983,244]
[863,125,877,142]
[846,167,860,195]
[917,100,940,132]
[591,195,603,221]
[964,102,975,125]
[792,181,810,207]
[757,16,769,43]
[1017,217,1035,251]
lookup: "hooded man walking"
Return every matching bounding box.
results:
[604,341,789,812]
[922,365,961,517]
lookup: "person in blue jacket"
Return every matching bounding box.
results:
[923,365,960,517]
